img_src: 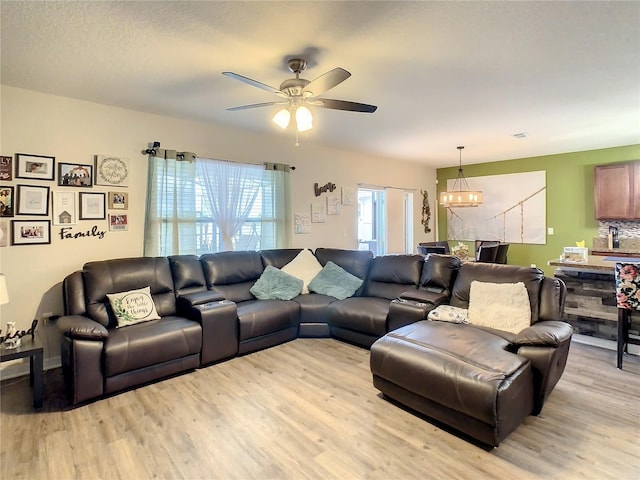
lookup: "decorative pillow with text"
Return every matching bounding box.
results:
[106,286,161,328]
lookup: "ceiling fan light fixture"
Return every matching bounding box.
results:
[295,106,313,132]
[439,146,483,208]
[273,108,291,129]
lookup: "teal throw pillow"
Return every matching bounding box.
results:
[308,261,363,300]
[250,265,304,301]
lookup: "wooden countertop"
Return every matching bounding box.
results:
[591,248,640,256]
[548,255,617,272]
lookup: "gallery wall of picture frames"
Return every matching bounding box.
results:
[0,152,130,246]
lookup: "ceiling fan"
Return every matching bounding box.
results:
[222,58,377,134]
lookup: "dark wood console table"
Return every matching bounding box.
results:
[0,336,43,408]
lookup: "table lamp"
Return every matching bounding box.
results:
[0,274,19,348]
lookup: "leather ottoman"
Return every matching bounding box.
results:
[370,321,534,446]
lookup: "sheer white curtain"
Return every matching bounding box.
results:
[196,158,263,251]
[144,153,196,256]
[144,152,291,256]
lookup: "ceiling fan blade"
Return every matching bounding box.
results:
[222,72,288,98]
[226,101,288,111]
[302,67,351,97]
[312,98,378,113]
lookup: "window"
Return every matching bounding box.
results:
[144,154,288,257]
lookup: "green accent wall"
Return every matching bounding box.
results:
[436,144,640,276]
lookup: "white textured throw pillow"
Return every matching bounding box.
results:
[281,249,323,294]
[427,305,469,324]
[107,286,161,328]
[468,281,531,334]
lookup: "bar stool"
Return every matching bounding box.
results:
[614,263,640,369]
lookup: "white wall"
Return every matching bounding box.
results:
[0,86,436,374]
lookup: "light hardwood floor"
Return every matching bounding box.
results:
[1,339,639,480]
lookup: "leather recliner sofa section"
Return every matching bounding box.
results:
[370,262,572,446]
[58,249,452,405]
[58,257,204,405]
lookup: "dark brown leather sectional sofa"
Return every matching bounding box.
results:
[370,261,572,446]
[57,248,571,446]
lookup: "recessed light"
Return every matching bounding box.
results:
[513,132,528,139]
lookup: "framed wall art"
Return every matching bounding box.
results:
[327,194,341,215]
[0,221,8,247]
[15,153,55,181]
[79,192,106,220]
[108,191,128,210]
[95,155,129,187]
[294,213,311,234]
[108,214,128,231]
[0,186,14,217]
[58,163,93,187]
[52,191,77,225]
[311,202,326,223]
[16,184,50,216]
[11,220,51,245]
[0,156,12,181]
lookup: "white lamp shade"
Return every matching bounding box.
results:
[0,274,8,305]
[272,109,291,129]
[295,106,313,132]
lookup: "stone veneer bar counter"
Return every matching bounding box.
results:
[549,256,639,341]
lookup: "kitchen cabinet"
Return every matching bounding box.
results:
[594,161,640,220]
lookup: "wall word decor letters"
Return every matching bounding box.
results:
[59,225,106,240]
[314,182,336,197]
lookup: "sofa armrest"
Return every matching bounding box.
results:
[57,315,109,340]
[387,298,436,332]
[514,321,573,347]
[177,291,226,309]
[187,300,239,365]
[398,289,448,306]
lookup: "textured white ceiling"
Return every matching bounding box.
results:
[1,1,639,167]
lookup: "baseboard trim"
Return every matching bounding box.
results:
[572,334,639,355]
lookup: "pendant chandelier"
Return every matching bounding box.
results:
[439,146,483,208]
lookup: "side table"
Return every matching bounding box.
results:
[0,335,43,408]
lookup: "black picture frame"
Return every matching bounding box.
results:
[79,192,106,220]
[16,184,50,216]
[11,220,51,245]
[58,163,93,187]
[15,153,55,181]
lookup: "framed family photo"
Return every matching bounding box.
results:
[0,186,14,217]
[108,213,128,231]
[17,184,50,216]
[15,153,55,181]
[58,163,93,187]
[79,192,106,220]
[108,191,128,210]
[11,220,51,245]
